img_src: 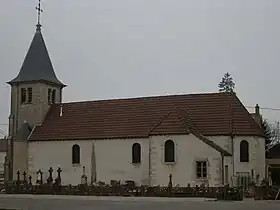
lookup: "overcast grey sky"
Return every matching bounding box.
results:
[1,0,280,135]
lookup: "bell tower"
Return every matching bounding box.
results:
[6,0,66,180]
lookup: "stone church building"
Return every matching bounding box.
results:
[5,20,265,187]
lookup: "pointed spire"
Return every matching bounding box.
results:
[7,0,65,87]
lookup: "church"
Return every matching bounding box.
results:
[5,11,265,187]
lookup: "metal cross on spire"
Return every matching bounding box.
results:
[36,0,43,31]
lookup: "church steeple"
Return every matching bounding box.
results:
[7,0,66,183]
[7,0,65,87]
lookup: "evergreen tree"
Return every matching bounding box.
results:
[261,118,273,149]
[218,72,235,93]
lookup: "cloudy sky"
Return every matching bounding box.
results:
[1,0,280,135]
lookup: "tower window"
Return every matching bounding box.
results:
[48,88,52,104]
[52,89,56,104]
[27,88,33,103]
[48,89,57,104]
[20,88,27,104]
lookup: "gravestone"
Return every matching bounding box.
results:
[47,167,53,184]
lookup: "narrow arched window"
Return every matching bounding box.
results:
[240,140,249,162]
[165,140,175,162]
[52,89,56,104]
[132,143,141,164]
[72,144,80,164]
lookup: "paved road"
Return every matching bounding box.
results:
[0,195,279,210]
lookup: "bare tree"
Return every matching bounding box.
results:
[0,128,7,138]
[263,120,280,150]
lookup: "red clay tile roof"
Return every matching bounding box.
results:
[29,92,264,141]
[149,111,190,136]
[151,109,231,156]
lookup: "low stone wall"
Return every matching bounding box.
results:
[4,181,244,201]
[4,169,245,200]
[5,168,280,200]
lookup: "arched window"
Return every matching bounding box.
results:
[240,140,249,162]
[132,143,141,164]
[165,140,175,163]
[72,144,80,164]
[52,89,56,104]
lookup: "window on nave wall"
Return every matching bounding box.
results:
[196,161,207,179]
[72,144,80,164]
[132,143,141,164]
[164,140,175,163]
[240,140,249,162]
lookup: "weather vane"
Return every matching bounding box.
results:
[36,0,43,29]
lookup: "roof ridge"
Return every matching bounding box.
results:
[59,92,231,106]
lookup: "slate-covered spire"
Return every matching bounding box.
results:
[8,0,65,87]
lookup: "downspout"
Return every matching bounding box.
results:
[230,134,236,187]
[15,83,19,140]
[228,96,235,181]
[221,153,225,186]
[148,137,151,186]
[9,83,20,181]
[13,83,20,181]
[231,135,235,176]
[60,87,63,103]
